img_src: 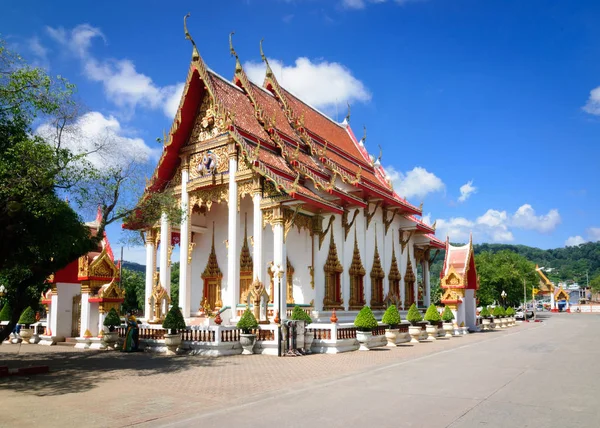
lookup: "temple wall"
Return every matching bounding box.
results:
[285,227,312,305]
[54,282,80,338]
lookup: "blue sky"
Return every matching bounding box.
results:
[2,0,600,262]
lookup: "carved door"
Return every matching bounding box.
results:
[71,294,81,337]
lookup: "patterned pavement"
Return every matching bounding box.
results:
[0,323,538,427]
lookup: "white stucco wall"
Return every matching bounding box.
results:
[54,282,80,338]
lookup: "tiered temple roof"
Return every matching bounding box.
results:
[132,17,439,247]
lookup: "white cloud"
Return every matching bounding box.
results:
[565,236,587,247]
[421,212,432,226]
[36,111,159,170]
[458,180,477,202]
[244,57,371,113]
[436,204,560,244]
[342,0,423,9]
[587,227,600,242]
[511,204,561,233]
[384,166,445,200]
[27,36,49,67]
[46,24,182,118]
[583,86,600,115]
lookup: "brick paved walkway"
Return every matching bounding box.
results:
[0,323,539,427]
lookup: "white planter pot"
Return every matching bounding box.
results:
[408,325,421,343]
[494,319,501,329]
[19,328,33,344]
[425,324,438,341]
[461,326,469,335]
[443,322,454,338]
[304,331,314,354]
[482,318,491,331]
[356,330,373,351]
[102,331,119,350]
[240,333,257,355]
[500,318,508,328]
[385,328,399,347]
[164,333,182,355]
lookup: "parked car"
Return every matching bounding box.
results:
[515,309,534,320]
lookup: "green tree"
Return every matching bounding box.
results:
[590,274,600,293]
[170,262,180,306]
[121,268,145,314]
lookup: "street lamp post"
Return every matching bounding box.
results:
[501,290,507,309]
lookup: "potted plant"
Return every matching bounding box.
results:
[162,306,186,355]
[102,308,121,349]
[17,306,36,344]
[505,307,515,326]
[492,306,504,329]
[291,305,314,353]
[353,306,379,351]
[480,306,492,331]
[237,308,259,355]
[441,306,455,338]
[423,304,441,341]
[0,302,11,323]
[382,305,402,347]
[406,303,423,343]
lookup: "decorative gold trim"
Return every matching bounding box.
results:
[383,208,398,235]
[370,226,385,309]
[399,230,414,254]
[318,215,335,250]
[323,228,343,310]
[349,229,366,310]
[365,201,381,230]
[342,208,359,241]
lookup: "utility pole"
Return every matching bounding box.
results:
[523,279,527,322]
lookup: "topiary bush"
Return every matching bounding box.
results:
[290,305,313,325]
[162,306,187,334]
[505,307,515,316]
[18,306,36,327]
[424,304,441,323]
[382,305,401,328]
[480,306,491,318]
[406,303,423,325]
[237,308,259,334]
[0,302,12,322]
[492,306,505,318]
[354,306,378,331]
[442,306,455,322]
[103,308,122,332]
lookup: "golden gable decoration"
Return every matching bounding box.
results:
[370,230,385,309]
[441,266,464,288]
[239,213,253,301]
[202,222,223,309]
[323,228,343,310]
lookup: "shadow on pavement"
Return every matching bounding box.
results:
[0,348,226,397]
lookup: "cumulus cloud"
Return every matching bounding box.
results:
[384,166,445,200]
[435,204,560,244]
[458,180,477,203]
[35,111,159,170]
[341,0,424,9]
[511,204,561,233]
[587,227,600,242]
[46,24,183,119]
[244,57,371,113]
[583,86,600,115]
[565,236,586,247]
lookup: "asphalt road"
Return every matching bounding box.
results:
[161,314,600,428]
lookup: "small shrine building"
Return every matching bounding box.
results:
[127,20,444,324]
[440,235,479,330]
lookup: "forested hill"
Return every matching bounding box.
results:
[430,241,600,285]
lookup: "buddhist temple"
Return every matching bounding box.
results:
[127,16,444,325]
[440,235,479,330]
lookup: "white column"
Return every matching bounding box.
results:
[424,259,431,307]
[179,159,191,317]
[227,150,239,312]
[98,312,106,336]
[79,292,90,337]
[252,181,263,284]
[144,231,155,321]
[273,207,286,319]
[50,292,59,336]
[159,212,171,297]
[313,216,324,312]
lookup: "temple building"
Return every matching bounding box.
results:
[440,235,479,330]
[129,19,444,325]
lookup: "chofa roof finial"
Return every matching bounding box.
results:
[229,32,242,74]
[184,13,199,61]
[359,125,366,146]
[260,38,274,78]
[344,102,351,123]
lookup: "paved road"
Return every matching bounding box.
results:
[1,314,597,427]
[160,314,599,428]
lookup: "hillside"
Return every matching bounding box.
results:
[430,241,600,286]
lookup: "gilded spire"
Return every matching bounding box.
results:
[324,227,342,273]
[202,222,222,278]
[371,225,384,280]
[405,246,416,283]
[183,13,199,61]
[349,228,365,276]
[388,232,401,282]
[240,212,253,272]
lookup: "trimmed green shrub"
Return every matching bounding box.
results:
[424,304,441,323]
[442,306,455,322]
[354,306,378,331]
[492,306,505,318]
[406,303,423,325]
[290,305,312,325]
[505,307,515,316]
[162,306,187,334]
[237,308,259,334]
[18,306,36,327]
[0,302,11,322]
[480,306,491,318]
[103,308,122,332]
[382,305,401,328]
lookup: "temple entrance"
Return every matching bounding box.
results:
[71,294,81,337]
